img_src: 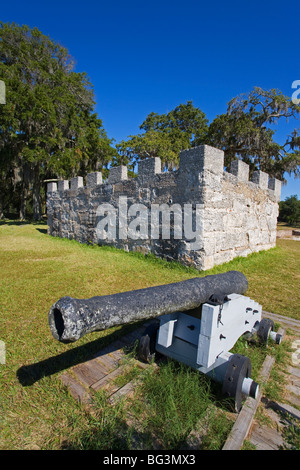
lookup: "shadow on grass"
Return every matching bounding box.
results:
[35,227,48,234]
[0,220,48,234]
[60,415,154,450]
[0,220,31,226]
[16,323,141,387]
[0,219,47,226]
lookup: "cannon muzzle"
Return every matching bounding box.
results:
[49,271,248,343]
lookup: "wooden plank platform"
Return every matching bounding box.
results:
[223,316,300,450]
[59,312,300,450]
[262,311,300,333]
[222,354,276,450]
[249,425,285,450]
[247,322,300,451]
[59,322,153,404]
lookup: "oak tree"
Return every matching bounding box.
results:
[206,87,300,180]
[0,22,115,219]
[116,101,208,170]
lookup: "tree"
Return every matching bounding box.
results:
[279,195,300,226]
[116,101,208,170]
[206,87,300,180]
[0,22,115,220]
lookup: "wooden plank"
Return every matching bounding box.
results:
[285,390,300,408]
[90,357,113,375]
[132,357,155,370]
[72,360,107,387]
[270,402,300,421]
[222,355,275,451]
[94,339,127,357]
[91,365,128,392]
[91,357,152,393]
[288,366,300,379]
[108,380,135,404]
[94,353,119,371]
[289,373,300,387]
[58,323,153,405]
[249,425,284,450]
[60,373,91,404]
[93,339,127,367]
[262,311,300,331]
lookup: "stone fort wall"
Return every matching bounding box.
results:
[46,145,281,271]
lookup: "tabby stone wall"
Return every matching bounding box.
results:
[46,145,281,270]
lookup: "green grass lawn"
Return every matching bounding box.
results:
[0,222,299,449]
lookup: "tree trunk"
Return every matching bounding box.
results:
[32,163,42,221]
[19,161,32,221]
[0,199,3,220]
[19,184,28,221]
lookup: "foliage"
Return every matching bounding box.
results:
[116,101,208,170]
[206,87,300,180]
[280,416,300,450]
[0,22,115,219]
[131,360,212,449]
[279,195,300,226]
[116,89,300,182]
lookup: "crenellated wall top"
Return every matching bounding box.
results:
[47,145,281,202]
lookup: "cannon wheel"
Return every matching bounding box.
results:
[257,318,275,344]
[222,354,252,412]
[138,322,159,363]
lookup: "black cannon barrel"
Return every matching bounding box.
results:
[49,271,248,343]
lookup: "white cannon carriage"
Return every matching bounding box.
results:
[138,292,282,412]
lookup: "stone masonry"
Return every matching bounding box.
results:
[46,145,281,271]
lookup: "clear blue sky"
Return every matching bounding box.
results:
[1,0,299,200]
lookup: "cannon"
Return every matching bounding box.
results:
[49,271,282,412]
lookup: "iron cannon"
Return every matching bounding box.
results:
[49,271,248,343]
[49,270,282,412]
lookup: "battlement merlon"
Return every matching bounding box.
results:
[138,157,162,179]
[179,144,224,175]
[108,165,128,184]
[252,170,269,189]
[71,176,83,190]
[58,180,69,192]
[87,172,102,188]
[229,160,249,182]
[268,178,281,202]
[47,182,57,193]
